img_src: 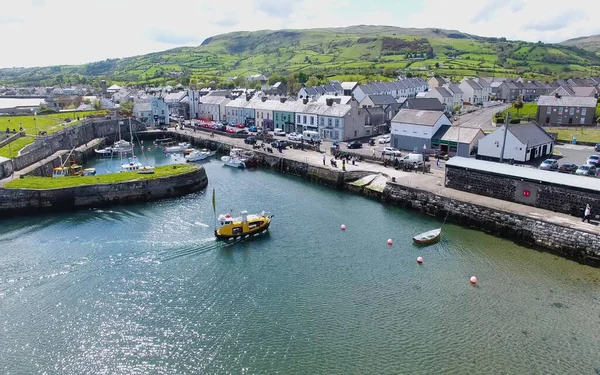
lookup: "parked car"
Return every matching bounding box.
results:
[347,141,363,149]
[244,136,256,145]
[378,135,391,144]
[274,128,286,136]
[539,159,558,170]
[382,147,402,157]
[586,155,600,166]
[235,123,245,129]
[225,128,236,133]
[558,163,578,173]
[248,126,257,132]
[595,143,600,152]
[287,132,302,141]
[215,124,227,131]
[575,164,597,176]
[237,129,250,135]
[271,140,288,149]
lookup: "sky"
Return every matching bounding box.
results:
[0,0,598,68]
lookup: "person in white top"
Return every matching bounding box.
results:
[583,204,591,223]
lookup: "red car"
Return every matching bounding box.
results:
[235,123,245,129]
[225,128,236,133]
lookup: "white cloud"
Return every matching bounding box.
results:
[0,0,598,68]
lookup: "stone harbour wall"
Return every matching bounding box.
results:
[383,181,600,267]
[446,166,600,218]
[0,165,208,217]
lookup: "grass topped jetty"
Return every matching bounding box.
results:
[4,164,197,189]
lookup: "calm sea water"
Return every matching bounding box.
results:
[1,152,600,374]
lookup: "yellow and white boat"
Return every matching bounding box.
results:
[215,210,273,240]
[212,189,273,240]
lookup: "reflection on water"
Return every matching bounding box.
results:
[1,162,599,374]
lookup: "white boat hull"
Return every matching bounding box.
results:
[221,156,246,168]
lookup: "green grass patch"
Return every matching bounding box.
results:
[0,110,108,136]
[0,136,35,158]
[551,128,600,143]
[4,163,198,189]
[502,103,538,120]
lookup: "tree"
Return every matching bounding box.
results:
[294,72,309,84]
[434,62,440,69]
[512,99,524,118]
[118,101,134,116]
[287,73,300,94]
[406,72,413,78]
[453,104,461,113]
[92,99,102,111]
[382,66,396,78]
[268,74,287,85]
[305,75,319,87]
[233,76,245,87]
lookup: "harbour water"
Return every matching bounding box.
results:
[1,157,600,374]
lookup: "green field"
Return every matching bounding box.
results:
[0,136,35,158]
[551,128,600,143]
[0,110,109,136]
[4,164,197,189]
[1,25,599,88]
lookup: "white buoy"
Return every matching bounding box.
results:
[340,224,346,231]
[417,256,423,264]
[387,238,393,246]
[470,276,478,285]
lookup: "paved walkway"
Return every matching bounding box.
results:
[173,128,599,235]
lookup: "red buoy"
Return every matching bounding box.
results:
[387,238,393,246]
[341,224,346,231]
[417,256,423,264]
[470,276,478,285]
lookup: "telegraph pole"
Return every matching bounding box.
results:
[499,113,510,163]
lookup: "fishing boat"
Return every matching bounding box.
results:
[164,142,191,153]
[112,139,133,153]
[212,190,273,240]
[119,118,152,173]
[137,166,155,174]
[83,168,96,176]
[412,228,441,245]
[221,148,246,168]
[185,149,216,162]
[52,149,85,178]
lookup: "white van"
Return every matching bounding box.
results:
[274,128,286,136]
[302,130,321,143]
[401,153,424,164]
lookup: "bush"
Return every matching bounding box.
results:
[495,117,505,123]
[509,118,521,124]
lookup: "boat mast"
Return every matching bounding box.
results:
[129,117,135,159]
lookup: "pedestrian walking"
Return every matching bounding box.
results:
[323,154,326,165]
[342,159,346,171]
[583,204,592,223]
[372,148,375,157]
[436,156,440,167]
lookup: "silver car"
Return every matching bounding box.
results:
[539,159,558,170]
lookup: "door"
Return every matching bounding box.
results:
[541,145,547,156]
[529,149,535,161]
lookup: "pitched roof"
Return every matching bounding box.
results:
[341,82,358,90]
[446,84,463,94]
[572,86,597,97]
[404,98,444,111]
[392,109,445,126]
[200,95,230,105]
[463,79,483,90]
[441,126,485,143]
[366,94,397,105]
[537,95,598,107]
[134,102,151,112]
[507,123,554,148]
[433,87,453,98]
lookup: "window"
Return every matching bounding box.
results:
[303,115,307,124]
[310,117,314,125]
[581,117,585,125]
[297,115,301,123]
[569,108,574,116]
[328,118,332,126]
[546,107,551,115]
[276,113,279,120]
[582,108,587,116]
[335,119,340,127]
[558,107,563,114]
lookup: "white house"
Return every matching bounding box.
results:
[198,95,230,122]
[390,109,451,152]
[351,78,428,103]
[425,87,453,113]
[133,97,169,126]
[443,84,464,110]
[295,103,320,132]
[247,98,275,129]
[458,78,489,105]
[477,122,554,163]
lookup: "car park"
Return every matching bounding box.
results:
[347,141,363,149]
[539,159,558,170]
[382,147,402,157]
[558,163,578,173]
[586,155,600,166]
[575,164,597,176]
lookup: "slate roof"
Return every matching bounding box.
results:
[464,79,483,90]
[572,87,597,97]
[404,98,444,111]
[537,95,598,107]
[392,109,445,126]
[434,87,453,98]
[134,102,151,112]
[507,123,554,148]
[366,94,397,105]
[446,84,463,94]
[431,125,451,140]
[200,95,230,105]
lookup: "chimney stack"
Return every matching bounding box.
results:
[280,97,287,103]
[326,98,333,106]
[261,96,267,102]
[303,98,308,104]
[246,95,250,101]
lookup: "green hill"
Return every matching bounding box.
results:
[560,34,600,54]
[2,25,600,87]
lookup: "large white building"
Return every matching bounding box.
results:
[390,109,451,152]
[198,95,231,122]
[477,122,554,162]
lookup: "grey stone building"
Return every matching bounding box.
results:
[537,95,598,126]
